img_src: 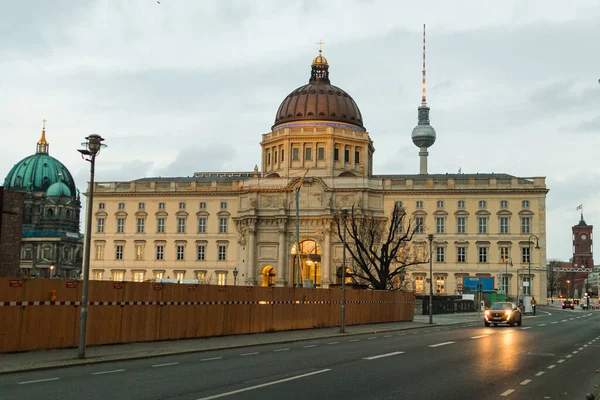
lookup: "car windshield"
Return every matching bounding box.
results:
[490,302,513,310]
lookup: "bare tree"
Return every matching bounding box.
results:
[547,259,562,299]
[333,204,425,290]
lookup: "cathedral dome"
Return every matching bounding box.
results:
[3,127,77,196]
[46,181,72,197]
[273,50,364,130]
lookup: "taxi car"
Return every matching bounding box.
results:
[484,302,523,327]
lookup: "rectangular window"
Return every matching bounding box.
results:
[93,271,103,280]
[137,218,145,233]
[117,218,125,233]
[415,217,424,233]
[176,245,185,260]
[500,217,509,234]
[281,149,284,162]
[267,152,271,165]
[436,276,445,294]
[521,217,531,234]
[159,202,165,209]
[198,217,207,233]
[436,200,444,208]
[318,147,325,160]
[95,244,104,260]
[416,201,423,209]
[98,203,105,210]
[478,247,488,263]
[200,202,206,209]
[500,247,510,262]
[97,218,105,233]
[133,271,145,282]
[135,244,144,260]
[479,200,487,208]
[115,245,123,260]
[501,276,509,295]
[197,245,205,261]
[344,149,350,163]
[218,245,227,261]
[457,217,466,233]
[523,276,531,295]
[176,272,184,283]
[522,247,530,263]
[274,149,277,164]
[522,200,530,208]
[436,217,445,234]
[179,202,186,209]
[220,202,227,209]
[157,217,165,233]
[457,200,465,208]
[478,217,487,234]
[217,272,226,286]
[415,276,424,293]
[354,150,360,164]
[293,147,299,161]
[395,201,403,209]
[334,148,339,161]
[436,246,445,262]
[138,202,145,210]
[112,271,124,281]
[118,203,125,210]
[457,247,466,263]
[156,245,164,260]
[305,147,312,160]
[219,217,228,233]
[177,217,186,233]
[196,271,206,281]
[154,271,164,280]
[500,200,508,208]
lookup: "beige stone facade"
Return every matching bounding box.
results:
[88,52,549,300]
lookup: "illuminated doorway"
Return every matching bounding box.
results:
[291,239,322,287]
[261,265,276,287]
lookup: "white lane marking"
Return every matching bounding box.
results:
[363,351,405,360]
[327,342,340,345]
[471,335,489,339]
[521,327,532,330]
[303,345,317,348]
[520,379,532,385]
[557,359,565,363]
[423,330,431,333]
[18,377,59,385]
[348,339,360,342]
[561,319,567,322]
[201,357,223,361]
[551,321,558,324]
[539,310,552,316]
[152,362,179,368]
[92,369,125,375]
[566,355,573,358]
[535,371,545,376]
[569,318,575,321]
[397,333,406,336]
[196,369,331,400]
[573,351,579,354]
[428,341,455,348]
[240,352,259,356]
[367,337,377,340]
[548,365,556,369]
[274,348,289,352]
[384,335,393,338]
[538,324,546,326]
[500,389,515,396]
[578,347,584,350]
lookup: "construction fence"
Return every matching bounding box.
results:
[0,277,414,353]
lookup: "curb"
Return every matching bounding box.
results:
[0,319,479,376]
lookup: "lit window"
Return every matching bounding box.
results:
[93,271,103,280]
[415,276,424,293]
[198,217,207,233]
[218,245,227,261]
[157,217,165,233]
[500,247,510,262]
[177,217,186,233]
[135,244,144,260]
[217,272,226,286]
[219,217,228,233]
[133,271,145,282]
[95,244,104,260]
[436,276,445,294]
[97,218,105,233]
[112,271,124,281]
[478,247,488,263]
[154,271,164,280]
[176,272,184,283]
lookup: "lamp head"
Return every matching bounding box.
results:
[233,267,238,277]
[340,208,349,220]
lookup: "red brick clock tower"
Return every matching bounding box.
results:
[572,213,593,270]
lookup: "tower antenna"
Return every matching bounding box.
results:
[422,24,427,106]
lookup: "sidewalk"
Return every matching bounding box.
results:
[0,312,481,375]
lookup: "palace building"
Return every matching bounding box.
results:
[88,45,549,300]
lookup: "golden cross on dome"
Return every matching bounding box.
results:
[42,118,47,129]
[317,39,324,54]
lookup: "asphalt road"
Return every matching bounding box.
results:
[1,307,599,400]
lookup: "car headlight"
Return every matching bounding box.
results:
[505,310,512,317]
[484,310,490,316]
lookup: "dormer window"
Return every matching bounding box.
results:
[99,203,105,210]
[118,203,125,210]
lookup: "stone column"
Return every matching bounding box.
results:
[276,219,288,287]
[246,220,257,285]
[322,224,331,288]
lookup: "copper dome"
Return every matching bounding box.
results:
[273,53,364,130]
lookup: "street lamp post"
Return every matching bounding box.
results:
[340,209,349,333]
[527,234,540,307]
[233,267,238,286]
[566,279,571,299]
[77,134,105,359]
[428,233,434,324]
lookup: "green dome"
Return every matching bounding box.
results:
[46,181,72,197]
[3,153,77,196]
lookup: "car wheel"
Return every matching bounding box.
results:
[517,317,522,327]
[484,321,490,327]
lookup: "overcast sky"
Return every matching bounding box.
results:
[1,0,599,261]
